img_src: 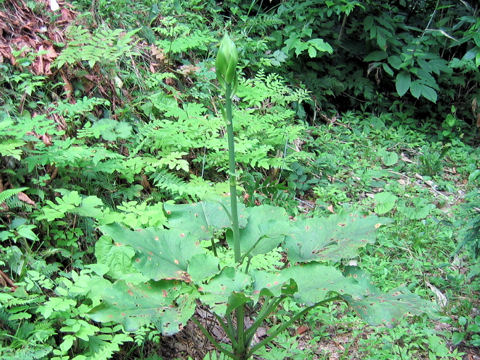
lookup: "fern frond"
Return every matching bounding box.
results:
[4,344,53,360]
[243,13,284,34]
[151,169,188,195]
[0,307,17,330]
[0,188,28,204]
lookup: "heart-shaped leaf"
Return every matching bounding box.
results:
[374,192,398,215]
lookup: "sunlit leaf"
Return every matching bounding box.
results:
[284,213,388,263]
[88,280,195,334]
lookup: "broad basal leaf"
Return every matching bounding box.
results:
[284,213,388,263]
[343,267,433,327]
[94,235,137,279]
[165,197,248,239]
[227,205,290,257]
[100,223,203,282]
[88,280,196,335]
[187,253,220,283]
[282,263,365,303]
[252,263,365,304]
[200,267,252,315]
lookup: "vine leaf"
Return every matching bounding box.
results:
[200,267,252,315]
[88,280,196,335]
[165,197,248,239]
[100,223,203,282]
[226,205,289,256]
[284,213,390,263]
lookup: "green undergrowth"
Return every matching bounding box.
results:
[1,0,479,359]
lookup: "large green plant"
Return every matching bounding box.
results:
[87,34,431,360]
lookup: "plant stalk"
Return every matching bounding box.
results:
[224,83,247,359]
[225,83,241,264]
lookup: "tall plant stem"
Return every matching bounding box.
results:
[225,83,241,264]
[225,83,246,358]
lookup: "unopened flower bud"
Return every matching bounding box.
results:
[216,33,238,87]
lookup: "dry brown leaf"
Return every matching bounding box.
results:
[41,133,52,146]
[151,44,165,61]
[178,64,200,75]
[297,325,309,335]
[17,192,36,206]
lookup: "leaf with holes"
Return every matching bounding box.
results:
[165,197,248,239]
[343,267,433,327]
[88,280,196,334]
[100,223,203,282]
[226,205,290,257]
[200,267,252,315]
[284,213,389,263]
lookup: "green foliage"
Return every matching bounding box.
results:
[236,0,480,128]
[54,26,140,69]
[83,37,431,360]
[1,0,478,359]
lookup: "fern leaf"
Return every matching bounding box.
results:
[0,187,28,204]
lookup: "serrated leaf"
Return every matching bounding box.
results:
[227,205,289,257]
[200,267,252,315]
[284,213,388,263]
[421,85,437,103]
[285,264,366,303]
[75,196,103,218]
[165,198,248,239]
[388,55,402,69]
[382,63,394,76]
[16,225,38,241]
[410,80,422,98]
[100,223,203,282]
[374,192,398,215]
[395,71,411,96]
[307,38,333,54]
[88,280,195,334]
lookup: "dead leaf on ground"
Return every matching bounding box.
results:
[17,192,36,206]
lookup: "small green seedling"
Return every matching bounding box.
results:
[87,33,432,360]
